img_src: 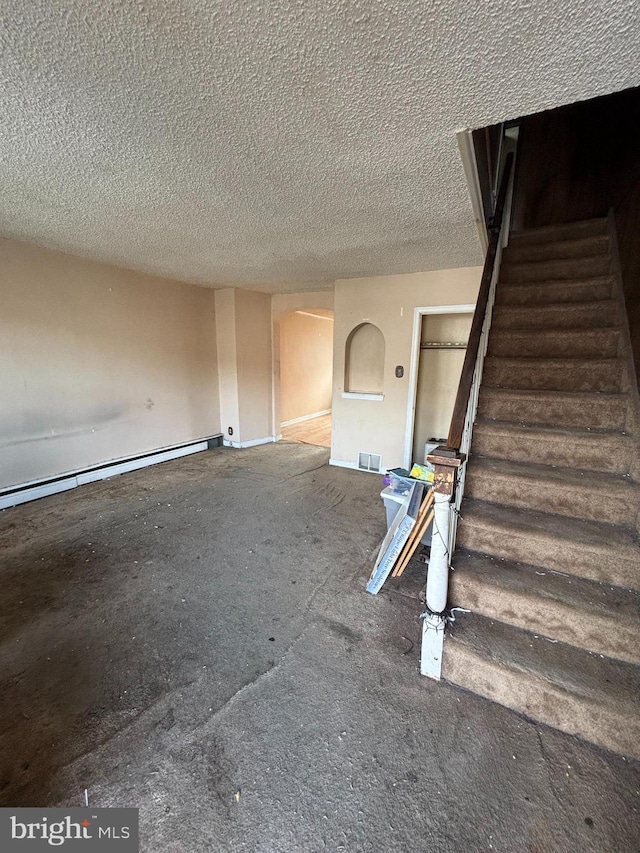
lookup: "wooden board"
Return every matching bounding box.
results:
[393,507,434,578]
[392,491,435,578]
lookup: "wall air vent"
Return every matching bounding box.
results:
[357,451,382,473]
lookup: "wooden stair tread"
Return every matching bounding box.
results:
[483,356,623,393]
[477,388,629,430]
[503,234,609,264]
[501,255,611,284]
[456,498,640,588]
[467,455,637,492]
[465,456,639,525]
[496,277,614,306]
[442,611,640,758]
[498,274,614,289]
[450,551,640,664]
[471,420,635,474]
[478,387,628,403]
[492,299,619,330]
[473,418,628,440]
[446,612,640,705]
[459,497,639,552]
[508,218,608,246]
[487,326,620,359]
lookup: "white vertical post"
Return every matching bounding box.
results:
[425,491,451,613]
[421,450,464,680]
[420,490,451,679]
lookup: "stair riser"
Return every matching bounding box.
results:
[503,234,609,264]
[492,302,619,331]
[477,393,628,430]
[449,573,640,665]
[508,220,608,246]
[488,329,619,359]
[471,430,633,475]
[443,642,640,760]
[455,517,639,588]
[464,468,637,526]
[496,279,614,306]
[502,256,611,283]
[483,359,623,393]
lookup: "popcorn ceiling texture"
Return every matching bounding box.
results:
[1,0,639,292]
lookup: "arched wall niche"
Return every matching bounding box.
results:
[344,322,385,394]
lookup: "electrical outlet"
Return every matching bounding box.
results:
[228,426,234,436]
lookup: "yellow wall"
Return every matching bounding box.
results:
[280,311,333,424]
[0,238,220,490]
[331,267,482,471]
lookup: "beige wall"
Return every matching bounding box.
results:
[272,291,333,318]
[412,313,473,460]
[280,311,333,424]
[331,267,482,471]
[215,289,240,439]
[0,238,220,490]
[1,242,480,488]
[216,288,273,444]
[236,289,273,443]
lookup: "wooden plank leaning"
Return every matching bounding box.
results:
[392,490,435,578]
[366,481,425,595]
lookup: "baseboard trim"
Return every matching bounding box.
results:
[1,477,80,510]
[0,434,223,511]
[223,435,280,449]
[329,458,357,471]
[281,409,331,427]
[329,458,383,474]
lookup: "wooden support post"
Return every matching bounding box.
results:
[427,447,465,500]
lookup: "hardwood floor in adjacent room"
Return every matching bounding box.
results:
[281,413,331,447]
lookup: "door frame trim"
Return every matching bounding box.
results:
[403,304,475,470]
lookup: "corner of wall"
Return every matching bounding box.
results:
[214,288,240,441]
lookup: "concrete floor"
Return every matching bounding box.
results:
[0,443,638,852]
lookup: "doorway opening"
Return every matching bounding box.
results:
[279,309,334,448]
[404,306,474,469]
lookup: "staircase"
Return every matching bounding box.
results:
[442,218,640,758]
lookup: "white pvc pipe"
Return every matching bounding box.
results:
[425,491,451,614]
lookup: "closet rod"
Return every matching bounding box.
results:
[420,342,468,350]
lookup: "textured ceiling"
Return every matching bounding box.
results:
[1,1,639,292]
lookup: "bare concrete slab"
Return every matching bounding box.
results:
[0,443,639,851]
